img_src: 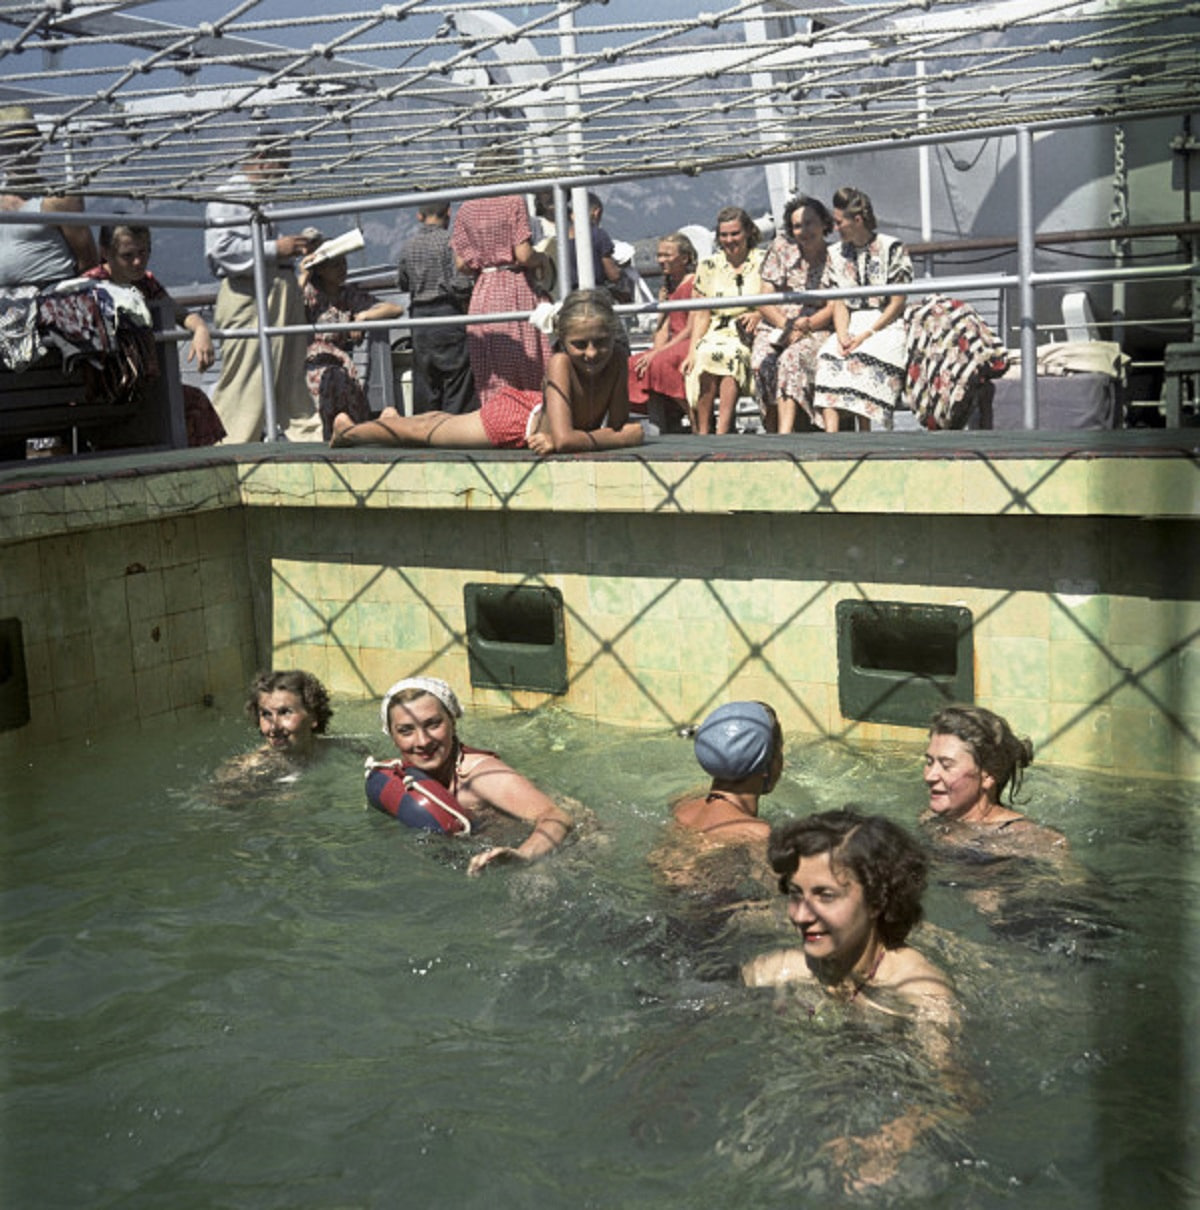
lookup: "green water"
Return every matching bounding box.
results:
[2,705,1197,1209]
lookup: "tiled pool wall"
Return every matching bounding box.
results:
[1,443,1197,777]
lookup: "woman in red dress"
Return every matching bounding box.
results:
[627,231,697,433]
[450,193,552,406]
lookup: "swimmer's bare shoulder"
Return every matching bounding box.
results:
[879,947,956,1018]
[211,735,362,801]
[671,791,772,845]
[741,946,811,988]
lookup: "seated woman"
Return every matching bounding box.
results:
[743,808,961,1191]
[378,677,573,876]
[682,206,765,435]
[298,231,405,440]
[627,232,697,434]
[749,195,836,433]
[84,223,225,446]
[329,289,642,454]
[812,186,912,432]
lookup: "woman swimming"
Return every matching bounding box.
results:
[743,808,964,1191]
[922,705,1068,861]
[379,677,573,875]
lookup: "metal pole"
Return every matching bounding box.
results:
[249,216,279,442]
[557,5,593,292]
[552,183,570,302]
[1017,126,1038,431]
[571,186,594,290]
[917,55,934,278]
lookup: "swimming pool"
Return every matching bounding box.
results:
[3,705,1196,1208]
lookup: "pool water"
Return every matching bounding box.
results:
[2,705,1197,1208]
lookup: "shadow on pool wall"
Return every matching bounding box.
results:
[0,432,1196,782]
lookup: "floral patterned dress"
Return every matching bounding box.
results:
[749,235,835,424]
[813,233,912,427]
[684,246,765,409]
[450,195,550,406]
[303,277,381,440]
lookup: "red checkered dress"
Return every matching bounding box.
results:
[450,195,550,406]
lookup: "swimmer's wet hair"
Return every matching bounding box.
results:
[553,287,624,347]
[246,669,332,734]
[768,807,928,947]
[929,705,1034,805]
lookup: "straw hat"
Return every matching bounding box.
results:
[0,104,40,148]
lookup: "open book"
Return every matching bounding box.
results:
[306,227,365,267]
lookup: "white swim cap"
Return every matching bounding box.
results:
[380,677,462,734]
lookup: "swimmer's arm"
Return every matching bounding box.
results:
[1007,818,1076,867]
[741,947,810,987]
[463,759,573,876]
[212,749,264,784]
[827,980,974,1194]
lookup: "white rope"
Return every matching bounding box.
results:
[0,0,1194,203]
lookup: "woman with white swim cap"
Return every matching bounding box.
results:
[378,677,573,876]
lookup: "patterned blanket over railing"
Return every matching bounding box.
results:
[903,294,1010,430]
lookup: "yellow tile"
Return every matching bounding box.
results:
[594,461,645,511]
[902,460,964,514]
[1090,459,1199,518]
[1048,638,1116,705]
[1047,591,1108,641]
[779,681,831,735]
[1108,643,1184,712]
[163,563,204,617]
[158,515,200,566]
[1043,702,1113,771]
[987,636,1050,700]
[1110,707,1178,777]
[1107,597,1179,648]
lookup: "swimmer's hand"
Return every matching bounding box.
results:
[467,846,526,877]
[822,1132,899,1193]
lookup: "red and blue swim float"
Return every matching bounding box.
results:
[364,760,475,835]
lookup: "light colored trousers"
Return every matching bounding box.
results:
[212,271,321,444]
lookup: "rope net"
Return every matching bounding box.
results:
[1,0,1197,204]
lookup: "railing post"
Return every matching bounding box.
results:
[249,215,279,442]
[553,183,570,302]
[1017,125,1038,431]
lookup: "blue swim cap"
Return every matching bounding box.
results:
[693,701,775,781]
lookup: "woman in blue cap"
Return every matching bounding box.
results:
[672,701,783,845]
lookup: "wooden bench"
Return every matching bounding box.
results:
[1162,342,1200,427]
[0,298,187,460]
